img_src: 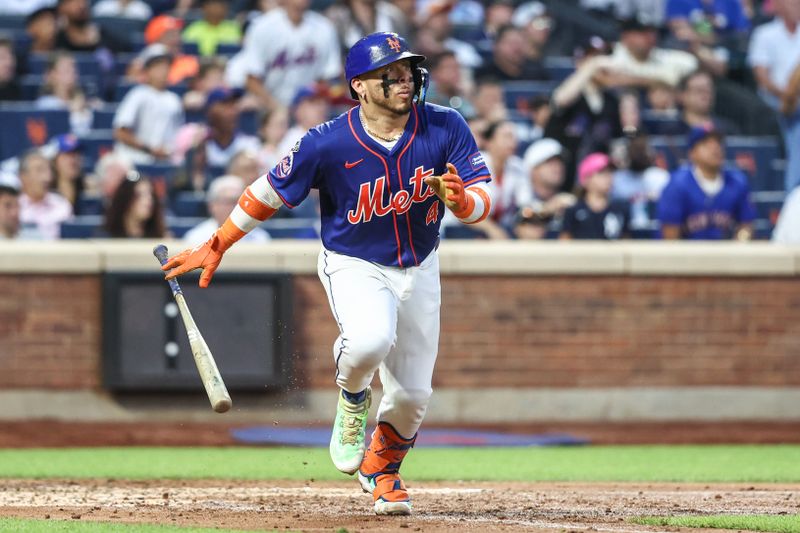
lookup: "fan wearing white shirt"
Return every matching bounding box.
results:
[237,0,342,110]
[183,175,270,245]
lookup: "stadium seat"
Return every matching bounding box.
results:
[216,43,242,56]
[167,216,206,238]
[91,105,118,130]
[94,17,146,50]
[0,106,70,160]
[76,195,104,216]
[543,56,575,82]
[261,218,319,239]
[60,215,104,239]
[502,81,558,112]
[0,15,26,31]
[724,136,782,191]
[78,130,115,166]
[171,191,208,218]
[442,224,488,240]
[181,42,200,55]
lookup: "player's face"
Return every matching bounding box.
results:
[360,60,415,116]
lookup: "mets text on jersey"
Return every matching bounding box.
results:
[347,166,437,224]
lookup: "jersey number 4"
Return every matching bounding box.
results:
[426,201,440,225]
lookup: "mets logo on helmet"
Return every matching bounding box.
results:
[386,36,402,52]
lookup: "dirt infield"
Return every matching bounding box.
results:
[2,421,800,447]
[0,479,797,532]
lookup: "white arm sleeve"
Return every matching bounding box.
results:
[459,182,491,224]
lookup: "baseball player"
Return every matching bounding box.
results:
[162,32,492,515]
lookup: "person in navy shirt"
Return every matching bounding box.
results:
[658,124,755,240]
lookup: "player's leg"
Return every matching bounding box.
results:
[318,249,399,475]
[358,251,441,515]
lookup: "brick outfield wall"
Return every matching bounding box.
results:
[1,274,799,390]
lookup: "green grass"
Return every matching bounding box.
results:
[0,518,276,533]
[1,445,800,482]
[633,514,800,533]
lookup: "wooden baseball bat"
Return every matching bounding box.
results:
[153,244,232,413]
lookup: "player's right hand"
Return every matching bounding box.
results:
[162,235,225,288]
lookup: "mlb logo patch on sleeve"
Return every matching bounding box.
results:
[469,152,485,171]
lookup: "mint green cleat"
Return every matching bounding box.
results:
[330,387,372,475]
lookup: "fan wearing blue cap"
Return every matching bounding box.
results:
[658,124,756,240]
[159,31,494,516]
[202,87,260,172]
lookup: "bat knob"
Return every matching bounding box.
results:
[153,244,169,265]
[213,398,232,413]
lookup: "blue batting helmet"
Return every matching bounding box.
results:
[345,32,426,99]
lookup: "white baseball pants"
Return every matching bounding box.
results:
[317,248,441,439]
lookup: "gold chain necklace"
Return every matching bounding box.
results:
[359,108,403,142]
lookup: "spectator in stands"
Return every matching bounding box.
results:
[611,17,698,87]
[665,0,750,76]
[47,133,86,212]
[278,85,331,155]
[475,24,549,82]
[326,0,409,51]
[55,0,127,53]
[24,6,57,58]
[183,58,226,111]
[176,86,261,189]
[546,36,623,191]
[676,69,739,134]
[561,152,629,240]
[772,185,800,244]
[426,51,475,118]
[750,0,800,191]
[0,0,57,16]
[114,44,185,165]
[89,151,134,205]
[183,0,242,57]
[236,0,341,110]
[472,78,507,122]
[128,15,199,86]
[183,174,270,244]
[104,173,166,238]
[515,138,576,239]
[18,149,73,240]
[646,81,680,119]
[611,132,669,232]
[35,52,94,136]
[257,106,290,170]
[0,185,20,239]
[480,0,515,42]
[415,1,482,71]
[0,38,21,101]
[515,94,550,146]
[204,87,260,168]
[511,1,555,63]
[226,149,261,185]
[476,120,527,238]
[92,0,152,20]
[658,125,755,240]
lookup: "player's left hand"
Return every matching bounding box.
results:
[425,163,468,215]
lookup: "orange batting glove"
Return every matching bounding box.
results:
[424,162,473,218]
[162,219,245,288]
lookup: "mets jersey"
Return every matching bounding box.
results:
[657,164,756,239]
[238,8,341,106]
[266,103,490,267]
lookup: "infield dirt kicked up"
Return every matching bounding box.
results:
[0,479,798,532]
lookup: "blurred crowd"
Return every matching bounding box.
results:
[0,0,799,244]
